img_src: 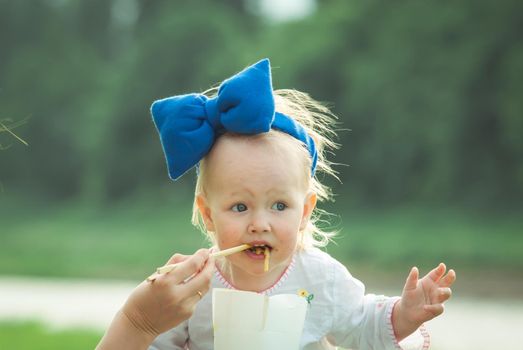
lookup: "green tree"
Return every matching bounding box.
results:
[263,0,523,207]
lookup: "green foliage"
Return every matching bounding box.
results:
[0,191,207,279]
[327,206,523,271]
[263,0,523,206]
[0,0,521,290]
[0,322,101,350]
[0,0,521,208]
[1,197,521,279]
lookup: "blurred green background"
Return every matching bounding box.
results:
[1,0,522,347]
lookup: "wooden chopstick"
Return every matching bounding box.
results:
[146,244,251,282]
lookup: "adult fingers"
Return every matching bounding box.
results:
[168,249,210,285]
[166,253,190,265]
[148,253,192,282]
[174,257,214,316]
[178,256,214,298]
[179,290,207,318]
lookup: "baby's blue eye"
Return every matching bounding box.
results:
[232,203,247,212]
[272,202,287,211]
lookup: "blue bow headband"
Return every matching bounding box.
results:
[151,58,317,180]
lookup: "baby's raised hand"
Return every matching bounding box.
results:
[392,263,456,341]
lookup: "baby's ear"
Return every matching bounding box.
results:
[299,192,317,231]
[196,195,215,232]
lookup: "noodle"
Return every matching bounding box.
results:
[264,247,270,272]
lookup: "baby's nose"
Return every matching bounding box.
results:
[248,214,270,233]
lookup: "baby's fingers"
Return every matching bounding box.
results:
[403,267,419,291]
[432,287,452,303]
[423,303,445,318]
[425,263,446,283]
[438,269,456,288]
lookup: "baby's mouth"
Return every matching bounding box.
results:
[247,244,272,255]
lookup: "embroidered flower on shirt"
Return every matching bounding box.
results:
[297,289,314,305]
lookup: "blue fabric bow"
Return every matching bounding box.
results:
[151,58,317,180]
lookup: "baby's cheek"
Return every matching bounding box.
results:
[216,225,242,246]
[279,227,299,250]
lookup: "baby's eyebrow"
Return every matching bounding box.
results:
[225,185,295,198]
[265,188,292,196]
[228,188,255,197]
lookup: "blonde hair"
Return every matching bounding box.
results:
[192,88,339,249]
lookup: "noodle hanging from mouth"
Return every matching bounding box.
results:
[264,247,270,272]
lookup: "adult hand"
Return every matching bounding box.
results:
[96,249,214,350]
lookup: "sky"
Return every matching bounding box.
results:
[256,0,316,22]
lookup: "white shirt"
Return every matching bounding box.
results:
[150,248,429,350]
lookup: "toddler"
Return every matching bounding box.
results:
[149,59,456,350]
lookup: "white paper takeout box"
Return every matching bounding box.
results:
[212,288,308,350]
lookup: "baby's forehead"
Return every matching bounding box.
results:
[212,135,304,171]
[204,132,310,189]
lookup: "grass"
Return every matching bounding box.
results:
[0,193,209,279]
[327,206,523,270]
[1,194,522,282]
[0,321,101,350]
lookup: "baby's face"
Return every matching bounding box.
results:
[198,134,315,288]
